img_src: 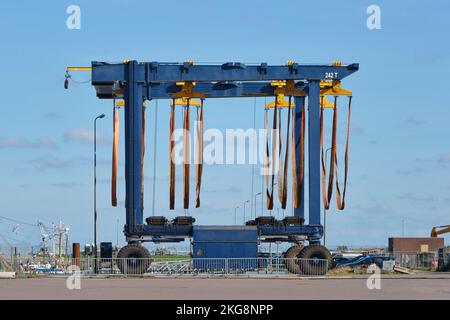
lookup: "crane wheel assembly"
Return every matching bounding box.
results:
[284,244,304,274]
[297,245,332,275]
[284,244,331,275]
[117,243,152,274]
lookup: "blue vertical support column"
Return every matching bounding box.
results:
[124,61,143,235]
[293,96,305,219]
[308,81,321,226]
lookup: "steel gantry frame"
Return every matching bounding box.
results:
[89,60,359,244]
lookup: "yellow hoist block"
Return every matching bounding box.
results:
[265,94,295,108]
[320,80,352,97]
[114,100,149,108]
[171,97,201,107]
[171,81,205,99]
[266,76,306,108]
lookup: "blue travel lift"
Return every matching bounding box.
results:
[70,60,358,275]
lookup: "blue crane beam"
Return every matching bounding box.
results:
[94,81,308,100]
[92,61,358,84]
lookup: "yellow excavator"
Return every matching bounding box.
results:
[430,225,450,237]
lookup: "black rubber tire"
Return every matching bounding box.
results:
[117,243,152,275]
[284,244,304,274]
[245,220,256,226]
[298,245,332,276]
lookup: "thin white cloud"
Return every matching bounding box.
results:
[29,155,109,171]
[29,156,69,171]
[50,182,80,189]
[43,111,61,119]
[0,137,57,149]
[438,152,450,163]
[398,192,434,202]
[64,127,111,145]
[404,116,426,126]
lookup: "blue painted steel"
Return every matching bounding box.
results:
[92,61,359,84]
[124,61,143,234]
[94,81,308,100]
[192,226,258,269]
[307,81,321,227]
[88,60,359,245]
[294,96,305,219]
[140,225,193,237]
[133,224,322,240]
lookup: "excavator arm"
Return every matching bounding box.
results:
[430,225,450,237]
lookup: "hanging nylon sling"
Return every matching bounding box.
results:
[183,99,191,209]
[141,103,146,211]
[320,96,339,210]
[111,100,119,207]
[265,98,278,210]
[195,99,204,208]
[169,100,176,209]
[264,107,269,209]
[282,96,292,209]
[264,108,273,210]
[292,97,305,209]
[335,96,352,210]
[277,96,292,209]
[277,107,283,205]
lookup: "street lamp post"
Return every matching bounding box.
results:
[254,192,262,219]
[94,113,105,273]
[243,200,250,225]
[234,206,240,225]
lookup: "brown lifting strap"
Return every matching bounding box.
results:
[141,103,146,211]
[292,97,305,209]
[183,99,191,209]
[335,96,352,210]
[266,97,278,210]
[169,100,176,210]
[277,107,283,205]
[264,108,273,210]
[320,96,338,210]
[195,99,204,208]
[111,100,119,207]
[277,96,292,209]
[264,107,270,209]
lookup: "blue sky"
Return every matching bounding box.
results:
[0,0,450,248]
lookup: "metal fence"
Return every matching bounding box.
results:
[391,252,439,270]
[6,252,449,277]
[11,257,330,277]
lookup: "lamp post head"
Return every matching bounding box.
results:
[95,114,106,121]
